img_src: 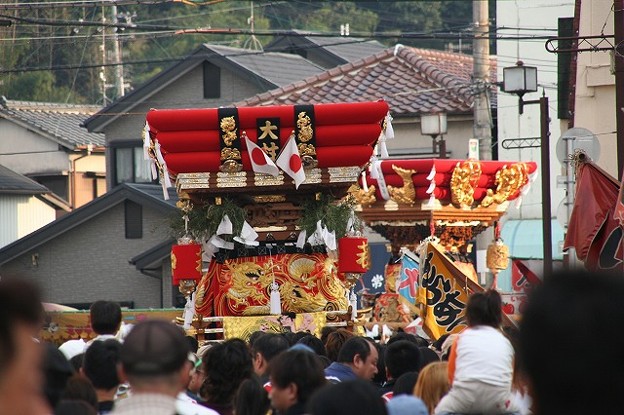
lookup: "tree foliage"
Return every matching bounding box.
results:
[0,1,474,104]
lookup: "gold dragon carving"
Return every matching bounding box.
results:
[480,162,530,207]
[450,160,483,209]
[349,184,377,206]
[387,165,416,205]
[220,116,238,147]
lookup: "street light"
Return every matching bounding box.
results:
[501,63,552,278]
[502,61,538,114]
[421,112,448,158]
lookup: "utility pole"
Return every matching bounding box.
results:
[473,0,492,161]
[100,3,107,105]
[111,4,125,98]
[614,0,624,179]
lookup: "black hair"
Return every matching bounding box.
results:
[520,270,624,415]
[185,335,199,354]
[337,336,372,364]
[387,332,428,347]
[372,343,386,386]
[69,353,84,373]
[83,339,121,390]
[248,331,267,348]
[89,301,122,335]
[251,332,289,363]
[297,334,327,357]
[465,289,502,328]
[307,379,387,415]
[0,278,43,376]
[384,340,421,379]
[60,374,98,409]
[417,347,440,370]
[200,338,253,405]
[270,349,326,404]
[320,326,338,345]
[392,371,420,396]
[234,376,270,415]
[54,399,97,415]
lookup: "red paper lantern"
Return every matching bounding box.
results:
[338,237,371,274]
[171,243,202,285]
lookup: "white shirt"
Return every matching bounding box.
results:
[176,393,218,415]
[453,325,514,387]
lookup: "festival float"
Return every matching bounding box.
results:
[352,157,537,338]
[144,101,389,339]
[144,100,538,341]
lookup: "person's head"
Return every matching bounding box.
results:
[89,301,122,335]
[392,371,419,397]
[372,343,386,386]
[234,377,270,415]
[385,394,428,415]
[251,332,289,377]
[68,353,84,373]
[185,335,199,354]
[413,361,449,415]
[60,374,98,409]
[248,331,267,349]
[296,334,327,357]
[269,349,326,413]
[200,338,253,405]
[187,353,206,395]
[465,289,503,328]
[386,332,420,346]
[307,379,387,415]
[82,339,121,393]
[325,329,355,362]
[118,320,191,397]
[520,270,624,415]
[417,347,440,370]
[42,342,75,409]
[0,277,48,415]
[54,399,97,415]
[320,326,338,345]
[337,337,378,380]
[384,340,421,380]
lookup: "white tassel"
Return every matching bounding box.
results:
[361,171,369,192]
[270,280,281,314]
[380,139,389,159]
[182,291,196,330]
[349,289,358,320]
[384,113,394,140]
[296,230,307,249]
[426,166,436,181]
[142,122,151,160]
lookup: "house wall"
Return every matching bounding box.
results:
[387,116,474,159]
[574,0,616,176]
[496,0,574,221]
[0,120,69,175]
[0,202,173,308]
[71,153,107,207]
[0,195,56,249]
[104,63,268,189]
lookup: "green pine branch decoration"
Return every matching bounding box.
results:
[298,194,362,240]
[169,198,247,242]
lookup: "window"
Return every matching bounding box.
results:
[125,200,142,239]
[203,61,221,99]
[114,146,153,185]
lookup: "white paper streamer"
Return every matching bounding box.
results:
[270,281,281,314]
[182,292,196,330]
[296,230,307,249]
[373,160,390,200]
[209,234,234,250]
[142,122,151,160]
[216,215,233,236]
[384,113,394,140]
[233,221,259,246]
[361,171,369,192]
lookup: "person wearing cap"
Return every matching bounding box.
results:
[111,319,217,415]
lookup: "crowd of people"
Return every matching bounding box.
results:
[0,268,622,415]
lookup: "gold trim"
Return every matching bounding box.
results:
[253,195,287,203]
[176,173,210,191]
[303,168,322,184]
[254,173,285,186]
[328,167,361,183]
[216,171,248,188]
[220,147,241,161]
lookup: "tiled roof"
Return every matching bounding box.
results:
[265,30,386,66]
[0,99,105,148]
[235,45,497,116]
[0,164,49,194]
[203,44,325,87]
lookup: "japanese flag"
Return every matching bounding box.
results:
[276,134,306,189]
[243,132,279,177]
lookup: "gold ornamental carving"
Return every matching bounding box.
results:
[450,160,482,209]
[350,184,377,206]
[387,165,416,205]
[296,112,313,142]
[220,116,238,146]
[220,147,241,161]
[481,163,530,207]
